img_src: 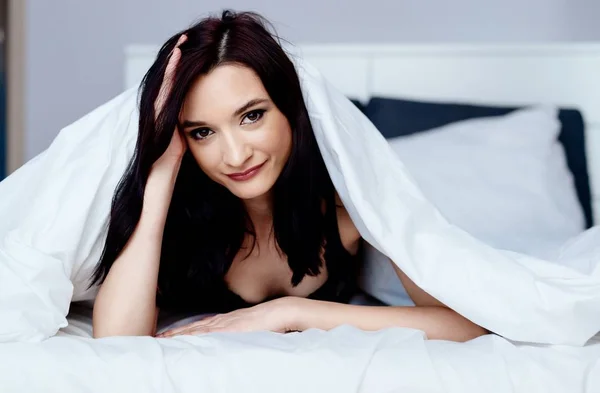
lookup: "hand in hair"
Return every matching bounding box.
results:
[92,35,189,338]
[152,34,188,174]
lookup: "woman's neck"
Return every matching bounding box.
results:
[243,193,274,238]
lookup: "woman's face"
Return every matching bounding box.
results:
[180,64,293,201]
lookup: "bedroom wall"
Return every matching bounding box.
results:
[21,0,600,164]
[0,0,6,179]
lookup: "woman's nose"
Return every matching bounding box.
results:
[222,133,252,168]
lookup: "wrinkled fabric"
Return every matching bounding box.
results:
[0,321,598,393]
[0,58,599,347]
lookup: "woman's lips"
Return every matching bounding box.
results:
[226,162,266,181]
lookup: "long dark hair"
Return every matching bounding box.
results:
[90,10,337,312]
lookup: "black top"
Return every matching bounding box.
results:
[209,203,361,313]
[157,200,361,314]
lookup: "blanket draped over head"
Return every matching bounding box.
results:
[0,57,599,345]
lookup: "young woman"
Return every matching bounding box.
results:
[91,10,488,342]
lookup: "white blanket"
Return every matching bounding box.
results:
[0,307,598,393]
[0,57,599,392]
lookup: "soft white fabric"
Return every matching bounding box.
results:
[0,301,584,392]
[360,107,585,307]
[299,60,600,345]
[0,311,588,393]
[388,107,584,255]
[0,90,136,342]
[0,57,599,348]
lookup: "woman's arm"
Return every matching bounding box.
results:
[156,293,488,341]
[92,169,177,338]
[93,36,187,338]
[289,259,489,342]
[289,299,488,342]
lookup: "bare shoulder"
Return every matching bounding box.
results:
[334,192,362,255]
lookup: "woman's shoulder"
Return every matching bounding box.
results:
[334,192,362,255]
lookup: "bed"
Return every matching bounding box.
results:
[0,43,599,393]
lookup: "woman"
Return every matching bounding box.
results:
[91,10,488,341]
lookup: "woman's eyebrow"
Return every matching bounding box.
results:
[180,98,270,129]
[180,119,208,129]
[232,98,269,117]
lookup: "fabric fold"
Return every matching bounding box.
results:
[0,58,598,345]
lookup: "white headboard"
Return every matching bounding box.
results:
[125,43,600,222]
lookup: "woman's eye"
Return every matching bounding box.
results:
[241,110,265,125]
[190,128,214,140]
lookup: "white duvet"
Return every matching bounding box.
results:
[0,57,599,392]
[1,310,598,393]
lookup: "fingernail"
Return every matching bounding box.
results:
[176,34,187,46]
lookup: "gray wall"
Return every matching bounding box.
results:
[25,0,600,160]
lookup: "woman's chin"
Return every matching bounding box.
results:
[226,182,274,201]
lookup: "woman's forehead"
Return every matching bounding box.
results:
[182,64,269,118]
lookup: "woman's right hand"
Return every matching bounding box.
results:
[152,34,188,174]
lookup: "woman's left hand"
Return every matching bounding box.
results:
[156,297,302,337]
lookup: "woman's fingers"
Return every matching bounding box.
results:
[157,316,215,337]
[154,34,188,118]
[158,325,209,337]
[158,322,202,337]
[174,34,188,48]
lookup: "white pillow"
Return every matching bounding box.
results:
[359,106,585,306]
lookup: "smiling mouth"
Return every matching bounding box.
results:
[226,161,267,181]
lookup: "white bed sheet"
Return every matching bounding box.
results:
[0,305,597,393]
